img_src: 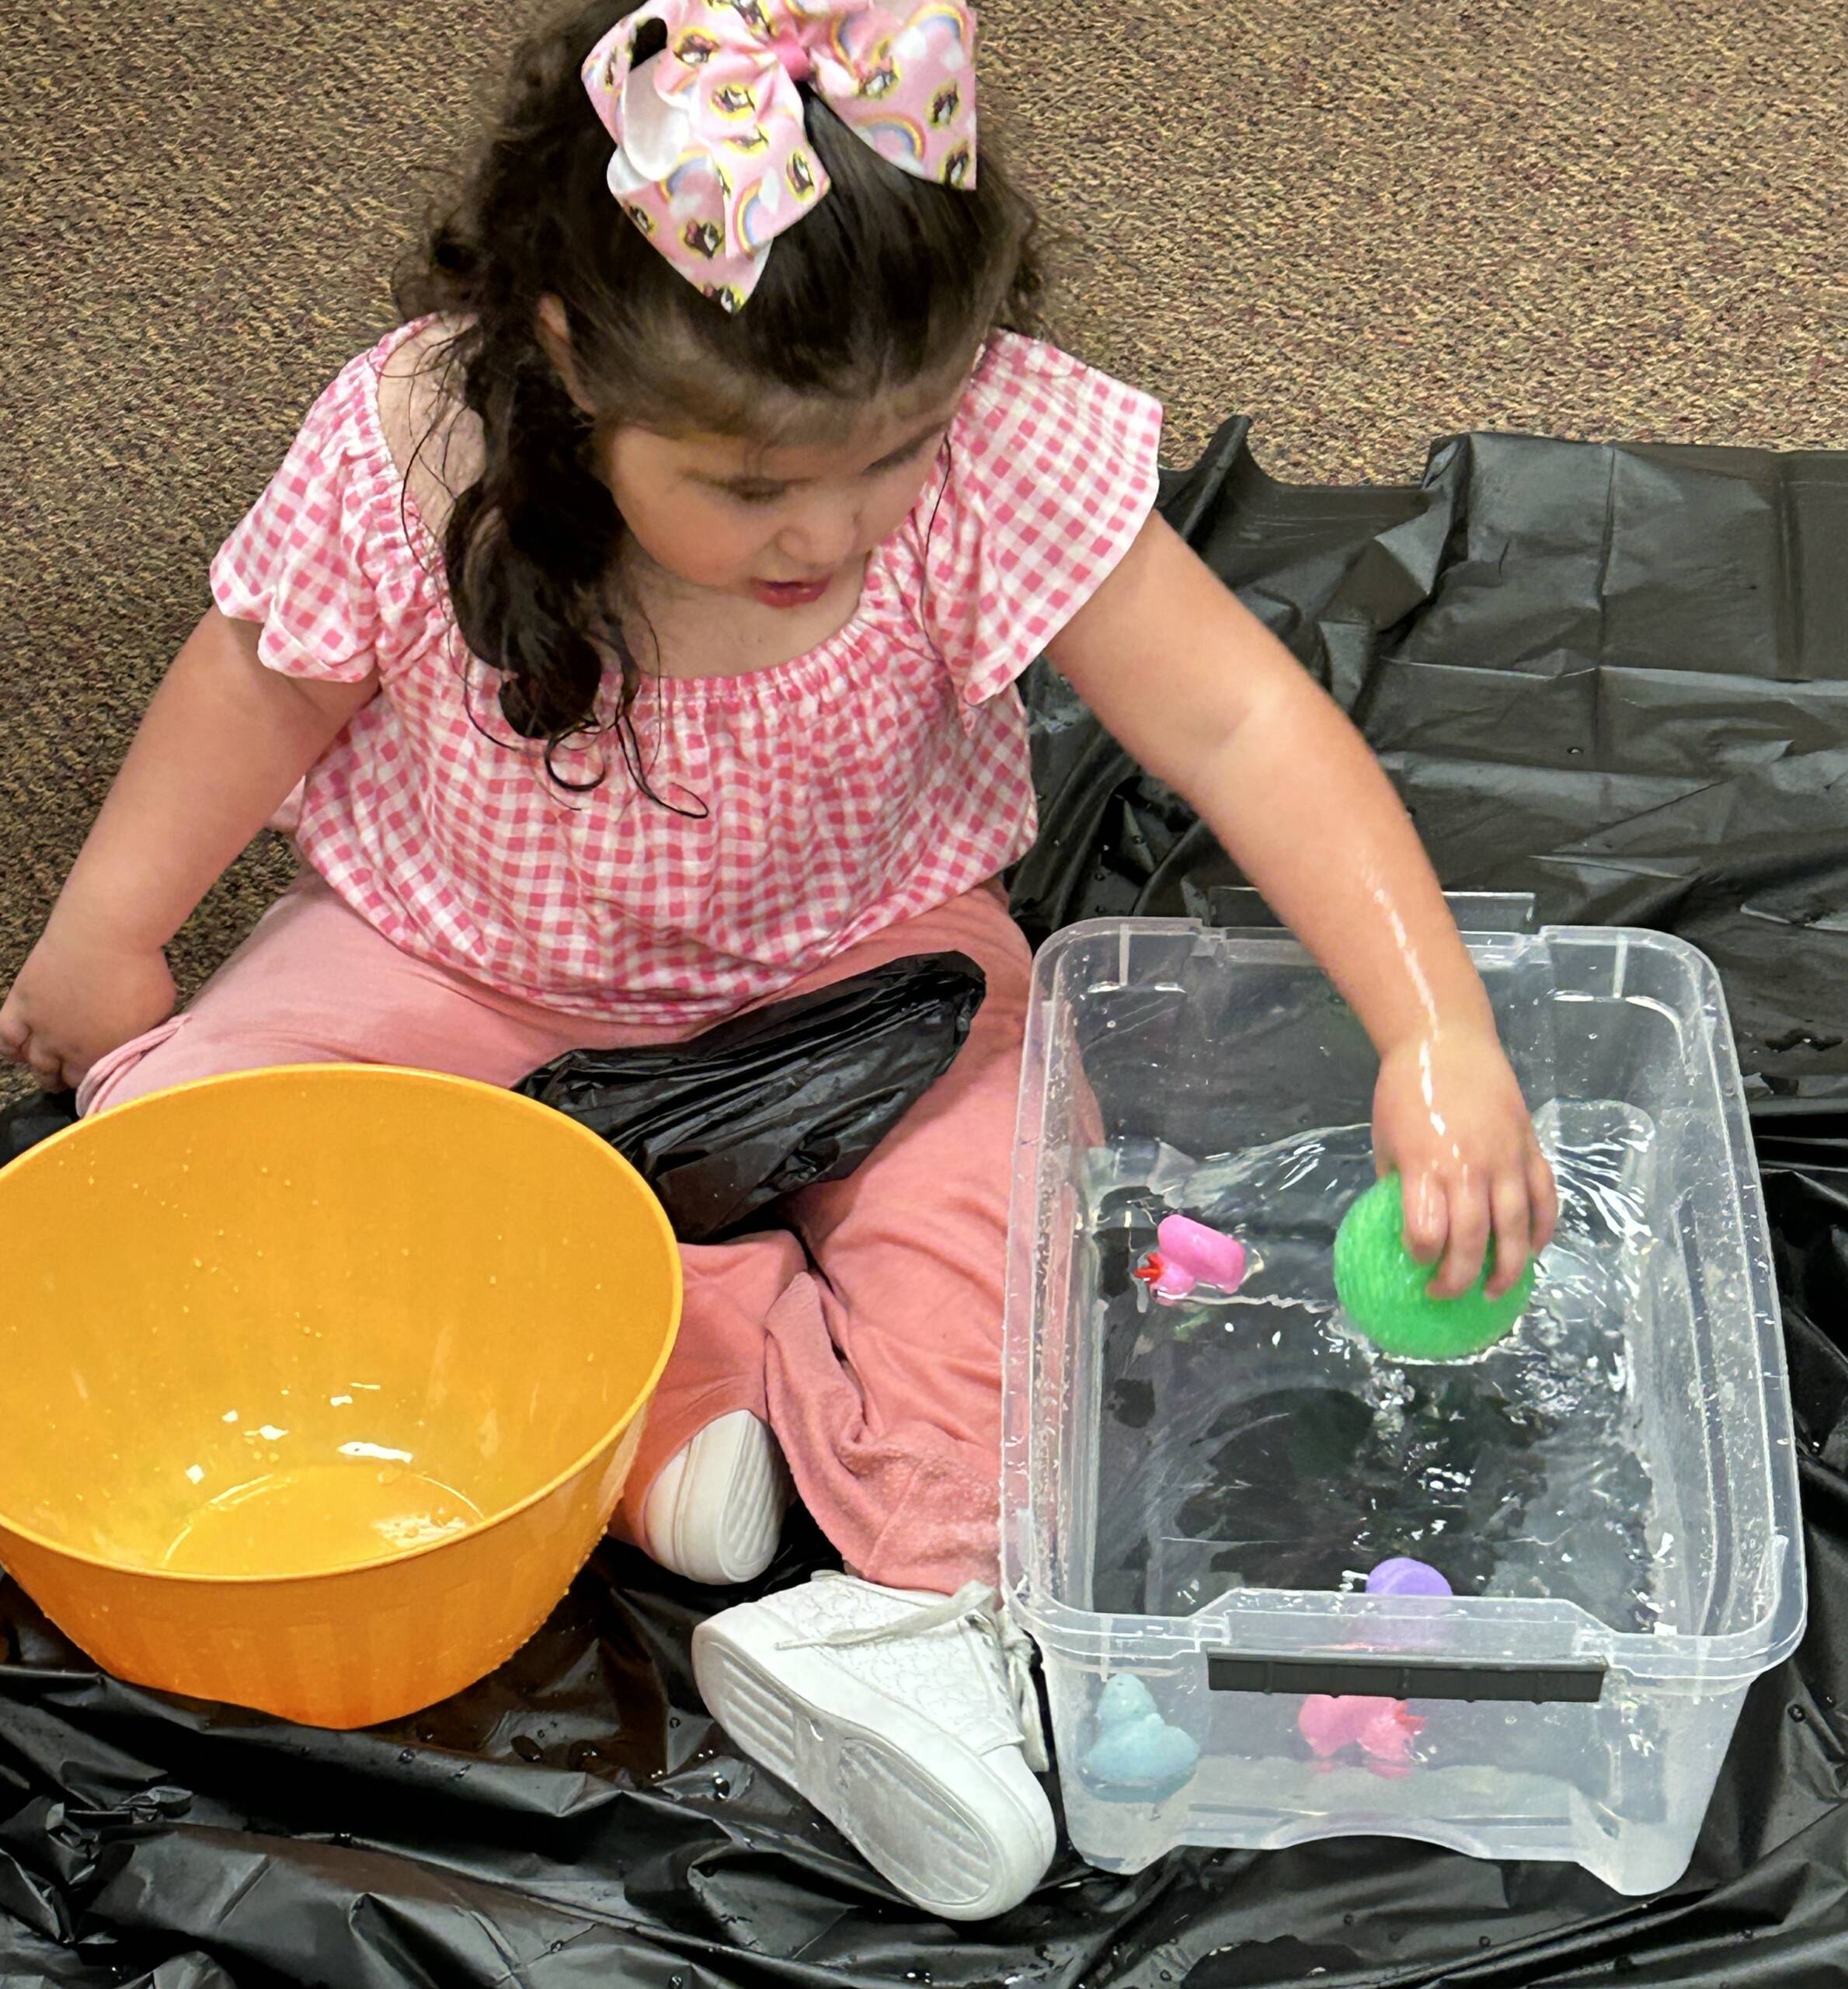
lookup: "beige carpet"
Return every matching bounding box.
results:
[3,0,1843,1046]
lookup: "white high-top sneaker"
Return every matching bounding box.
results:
[640,1411,791,1587]
[692,1573,1056,1921]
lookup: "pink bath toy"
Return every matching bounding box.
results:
[1297,1695,1426,1776]
[1133,1215,1249,1306]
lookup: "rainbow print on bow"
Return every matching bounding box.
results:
[582,0,979,311]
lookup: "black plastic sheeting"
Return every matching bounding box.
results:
[1,1088,78,1167]
[517,953,985,1242]
[5,424,1848,1986]
[1016,423,1848,1103]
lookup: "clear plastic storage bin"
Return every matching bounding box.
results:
[1002,911,1804,1896]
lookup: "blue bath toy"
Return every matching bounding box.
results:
[1078,1674,1201,1802]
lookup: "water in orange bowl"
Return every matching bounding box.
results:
[161,1459,487,1576]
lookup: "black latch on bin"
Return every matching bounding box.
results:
[1208,1653,1608,1705]
[1203,887,1539,937]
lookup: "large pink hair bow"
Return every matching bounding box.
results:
[582,0,979,312]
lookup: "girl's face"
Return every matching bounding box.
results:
[599,367,969,611]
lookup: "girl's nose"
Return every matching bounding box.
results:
[777,500,861,571]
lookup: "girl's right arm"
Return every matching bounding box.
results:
[0,608,377,1091]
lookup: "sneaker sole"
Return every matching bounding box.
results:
[648,1414,789,1586]
[694,1620,1055,1921]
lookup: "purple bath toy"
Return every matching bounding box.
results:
[1133,1215,1249,1306]
[1366,1557,1453,1600]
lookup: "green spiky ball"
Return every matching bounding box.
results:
[1333,1175,1534,1361]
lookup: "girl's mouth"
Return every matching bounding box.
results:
[750,576,834,610]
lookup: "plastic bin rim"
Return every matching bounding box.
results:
[1007,1573,1808,1688]
[1028,917,1731,967]
[0,1064,686,1587]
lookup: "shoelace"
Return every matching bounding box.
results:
[779,1576,1050,1774]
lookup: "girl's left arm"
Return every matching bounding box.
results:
[1046,514,1558,1297]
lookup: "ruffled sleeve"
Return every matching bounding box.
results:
[209,354,395,685]
[921,333,1164,712]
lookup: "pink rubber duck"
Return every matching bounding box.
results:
[1133,1215,1249,1306]
[1297,1696,1426,1777]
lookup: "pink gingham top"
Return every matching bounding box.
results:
[211,319,1163,1023]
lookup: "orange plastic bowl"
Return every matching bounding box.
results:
[0,1066,680,1727]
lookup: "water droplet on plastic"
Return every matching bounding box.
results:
[398,1749,415,1764]
[513,1734,544,1763]
[1790,1703,1808,1722]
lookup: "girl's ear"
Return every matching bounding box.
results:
[536,295,597,416]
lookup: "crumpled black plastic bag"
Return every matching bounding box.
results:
[7,420,1848,1986]
[0,956,986,1247]
[516,953,985,1241]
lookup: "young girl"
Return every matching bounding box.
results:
[2,0,1555,1921]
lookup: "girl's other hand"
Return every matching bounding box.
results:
[1373,1029,1559,1299]
[0,922,176,1093]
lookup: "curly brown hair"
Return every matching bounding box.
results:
[396,0,1042,792]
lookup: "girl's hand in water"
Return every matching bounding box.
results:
[0,922,176,1092]
[1046,514,1552,1300]
[1373,1029,1558,1299]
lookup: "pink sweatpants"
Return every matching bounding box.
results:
[78,875,1030,1594]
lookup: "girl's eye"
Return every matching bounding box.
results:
[868,430,945,478]
[726,485,786,507]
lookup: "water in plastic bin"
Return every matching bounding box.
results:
[1085,1101,1669,1636]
